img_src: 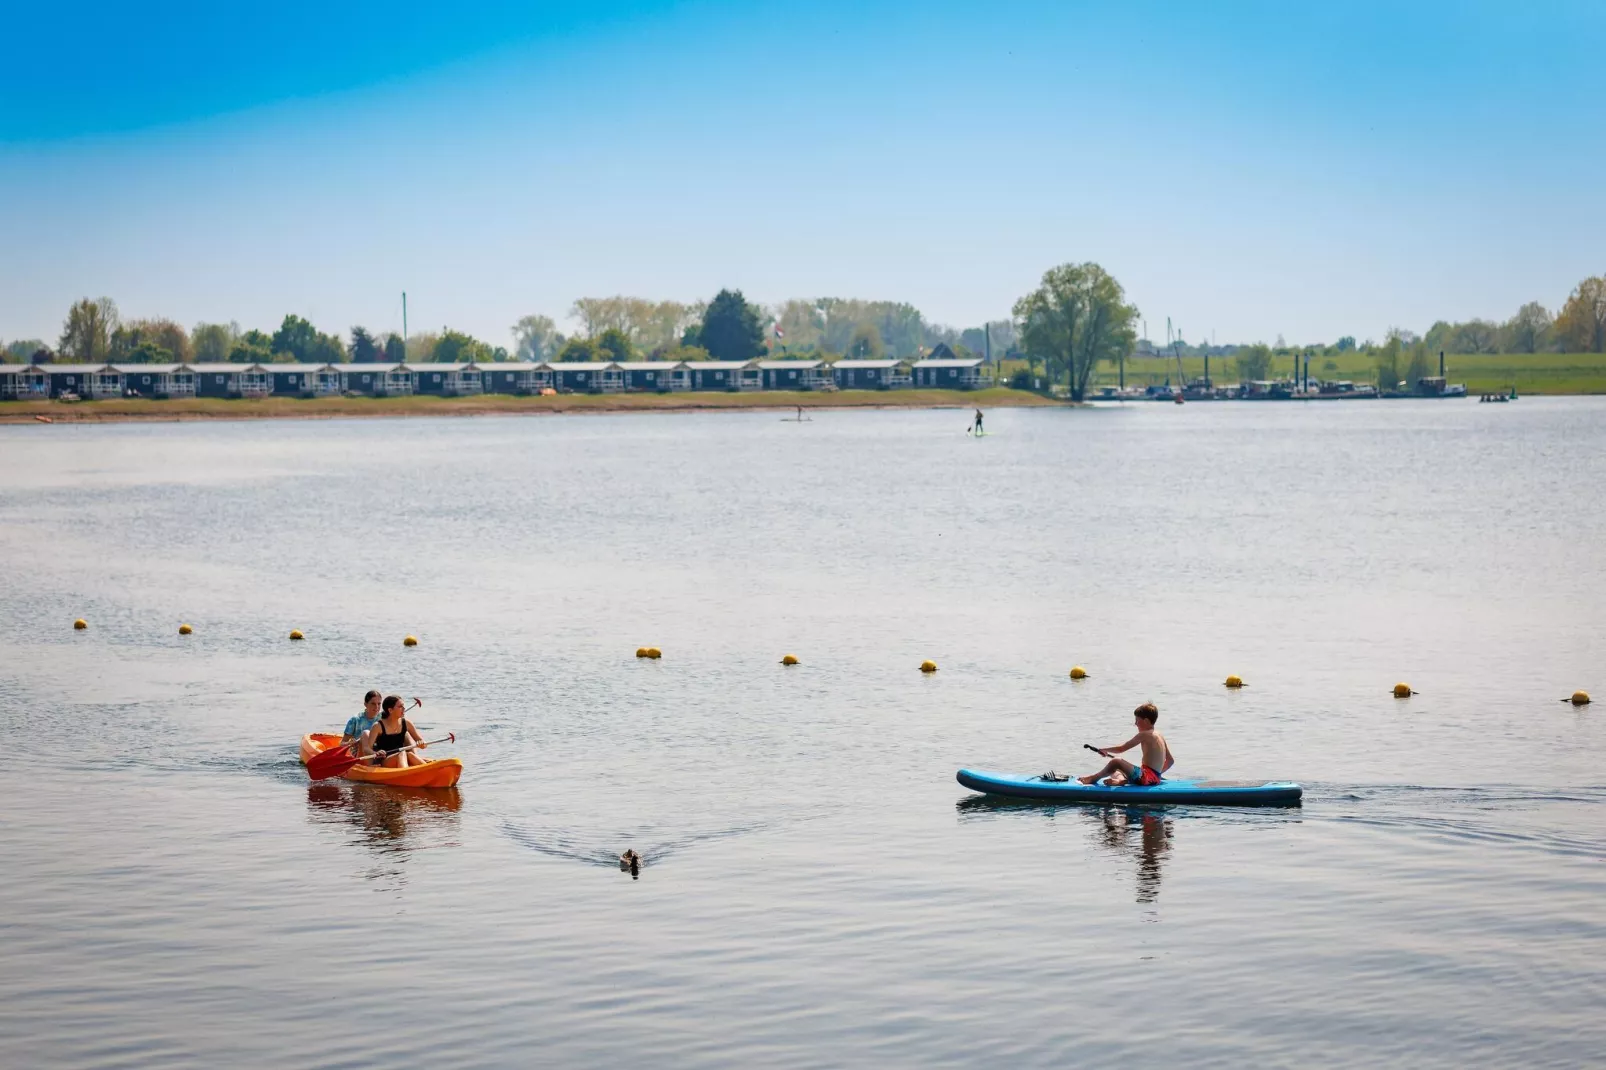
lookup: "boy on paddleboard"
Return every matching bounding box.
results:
[1080,702,1173,786]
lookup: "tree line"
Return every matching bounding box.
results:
[3,291,1019,369]
[6,273,1601,396]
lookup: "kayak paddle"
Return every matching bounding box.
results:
[306,732,454,782]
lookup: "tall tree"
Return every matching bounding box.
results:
[405,332,440,363]
[1013,262,1139,401]
[191,322,239,363]
[271,315,318,361]
[553,337,603,362]
[433,329,492,364]
[1234,343,1273,381]
[3,339,46,363]
[1555,276,1606,353]
[512,314,563,361]
[1404,341,1432,384]
[595,327,635,363]
[1375,336,1403,390]
[349,326,380,363]
[1449,319,1499,354]
[382,333,406,362]
[111,318,190,362]
[59,297,119,362]
[228,330,274,363]
[1501,302,1552,354]
[697,289,766,361]
[846,323,884,358]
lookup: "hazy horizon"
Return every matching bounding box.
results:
[4,1,1603,351]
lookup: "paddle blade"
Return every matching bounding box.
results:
[306,743,363,781]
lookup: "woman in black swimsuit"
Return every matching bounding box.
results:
[366,695,429,769]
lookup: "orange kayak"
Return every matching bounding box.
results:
[299,732,463,788]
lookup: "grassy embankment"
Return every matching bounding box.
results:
[996,352,1606,394]
[1071,353,1606,394]
[0,386,1056,423]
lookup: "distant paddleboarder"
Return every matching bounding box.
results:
[971,408,984,435]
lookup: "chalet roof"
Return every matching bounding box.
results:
[613,361,680,372]
[189,363,268,374]
[472,361,543,372]
[831,359,906,369]
[28,363,117,375]
[322,363,405,374]
[911,358,984,369]
[756,360,823,370]
[111,363,190,375]
[546,362,616,372]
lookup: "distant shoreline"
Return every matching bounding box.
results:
[0,387,1063,424]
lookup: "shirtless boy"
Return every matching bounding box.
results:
[1080,702,1174,786]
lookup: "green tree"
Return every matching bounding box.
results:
[1335,335,1357,351]
[1012,262,1139,401]
[3,339,46,363]
[595,327,635,363]
[1555,276,1606,353]
[111,318,190,363]
[128,340,173,364]
[59,297,120,362]
[512,314,563,361]
[1501,302,1552,354]
[846,322,884,358]
[1449,319,1498,354]
[191,322,239,363]
[271,315,318,360]
[349,326,380,363]
[1234,343,1273,381]
[553,337,603,362]
[228,329,274,363]
[1375,336,1402,390]
[697,289,766,361]
[1404,341,1432,384]
[433,329,492,364]
[382,333,406,362]
[659,344,710,363]
[404,332,439,363]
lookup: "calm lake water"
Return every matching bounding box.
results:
[1,399,1603,1068]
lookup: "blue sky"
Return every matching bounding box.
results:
[3,0,1604,349]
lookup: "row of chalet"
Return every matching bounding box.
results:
[1,355,990,401]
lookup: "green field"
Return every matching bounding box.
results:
[1000,353,1606,395]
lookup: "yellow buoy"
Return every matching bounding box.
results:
[1224,674,1244,689]
[1393,682,1414,698]
[646,647,661,659]
[403,635,418,647]
[178,624,192,635]
[289,629,304,640]
[1570,690,1591,706]
[73,618,87,630]
[920,660,938,673]
[1069,666,1088,680]
[781,654,799,666]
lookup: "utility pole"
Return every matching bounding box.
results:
[402,292,408,357]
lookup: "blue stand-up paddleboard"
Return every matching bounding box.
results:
[956,769,1302,806]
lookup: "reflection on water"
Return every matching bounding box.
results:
[958,795,1308,907]
[1087,807,1173,906]
[306,782,462,886]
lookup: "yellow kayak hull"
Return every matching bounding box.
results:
[300,732,463,788]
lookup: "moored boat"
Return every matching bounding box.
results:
[300,732,463,788]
